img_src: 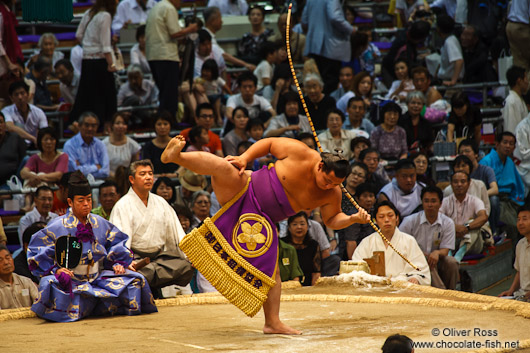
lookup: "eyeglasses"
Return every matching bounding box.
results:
[199,114,214,120]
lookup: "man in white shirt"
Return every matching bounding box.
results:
[109,160,193,293]
[112,0,155,33]
[0,245,38,310]
[194,29,226,78]
[352,200,431,285]
[17,185,58,246]
[1,81,47,145]
[440,171,489,261]
[54,59,79,105]
[502,65,529,134]
[400,186,458,289]
[436,14,464,86]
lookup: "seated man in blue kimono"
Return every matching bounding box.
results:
[27,171,157,322]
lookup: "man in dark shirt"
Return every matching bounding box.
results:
[460,25,496,83]
[13,222,45,284]
[0,112,27,186]
[25,55,57,111]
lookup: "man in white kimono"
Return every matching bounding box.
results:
[109,160,193,294]
[352,201,431,285]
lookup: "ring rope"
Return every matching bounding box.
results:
[285,4,419,271]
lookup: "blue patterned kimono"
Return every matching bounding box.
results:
[27,210,158,322]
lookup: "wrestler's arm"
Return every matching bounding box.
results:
[320,189,370,230]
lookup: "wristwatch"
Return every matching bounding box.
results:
[466,224,471,232]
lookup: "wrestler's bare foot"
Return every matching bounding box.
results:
[263,321,302,335]
[161,135,186,164]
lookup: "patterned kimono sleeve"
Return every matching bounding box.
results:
[27,227,59,278]
[104,223,134,268]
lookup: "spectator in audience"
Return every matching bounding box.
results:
[262,65,293,115]
[173,204,193,233]
[0,112,26,187]
[2,81,47,145]
[411,66,442,106]
[447,91,481,145]
[447,154,491,209]
[382,334,414,353]
[207,0,248,16]
[411,151,434,187]
[226,72,276,129]
[28,171,157,320]
[246,118,265,142]
[70,0,119,129]
[51,172,71,216]
[17,185,58,246]
[502,66,529,134]
[352,30,381,77]
[351,136,371,161]
[174,168,207,209]
[130,25,150,74]
[302,0,355,94]
[190,190,212,229]
[238,5,274,66]
[146,0,199,118]
[279,237,304,282]
[143,111,178,177]
[26,33,64,71]
[398,91,434,153]
[110,160,193,294]
[63,112,110,179]
[268,13,306,65]
[458,139,499,198]
[112,0,155,33]
[117,64,158,107]
[194,29,226,79]
[400,186,458,289]
[436,14,464,86]
[70,44,83,75]
[54,59,79,105]
[385,59,415,102]
[153,176,176,205]
[91,180,120,220]
[336,71,373,115]
[345,97,375,135]
[265,91,311,138]
[14,222,45,284]
[440,171,489,261]
[20,127,68,187]
[223,106,249,156]
[283,211,321,286]
[103,112,141,177]
[0,58,35,105]
[499,204,530,300]
[317,108,367,160]
[430,0,465,23]
[330,66,355,102]
[515,112,530,195]
[460,25,494,84]
[203,7,255,71]
[186,125,210,152]
[180,103,224,157]
[370,102,408,162]
[254,41,281,91]
[0,244,38,309]
[382,20,430,87]
[353,200,431,284]
[303,74,337,131]
[379,159,424,218]
[505,0,530,75]
[339,182,376,260]
[394,0,426,26]
[360,148,391,193]
[0,0,23,79]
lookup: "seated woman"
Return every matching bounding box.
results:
[142,111,178,177]
[398,91,434,154]
[283,212,321,286]
[21,127,68,187]
[411,151,435,187]
[447,91,482,145]
[385,59,415,102]
[336,71,374,115]
[370,102,408,162]
[26,33,64,70]
[262,63,294,113]
[153,176,176,206]
[130,25,150,74]
[190,190,212,230]
[237,5,273,65]
[317,108,368,161]
[223,107,249,156]
[303,74,337,131]
[103,113,141,178]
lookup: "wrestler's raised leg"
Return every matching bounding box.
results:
[161,135,248,205]
[262,267,302,335]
